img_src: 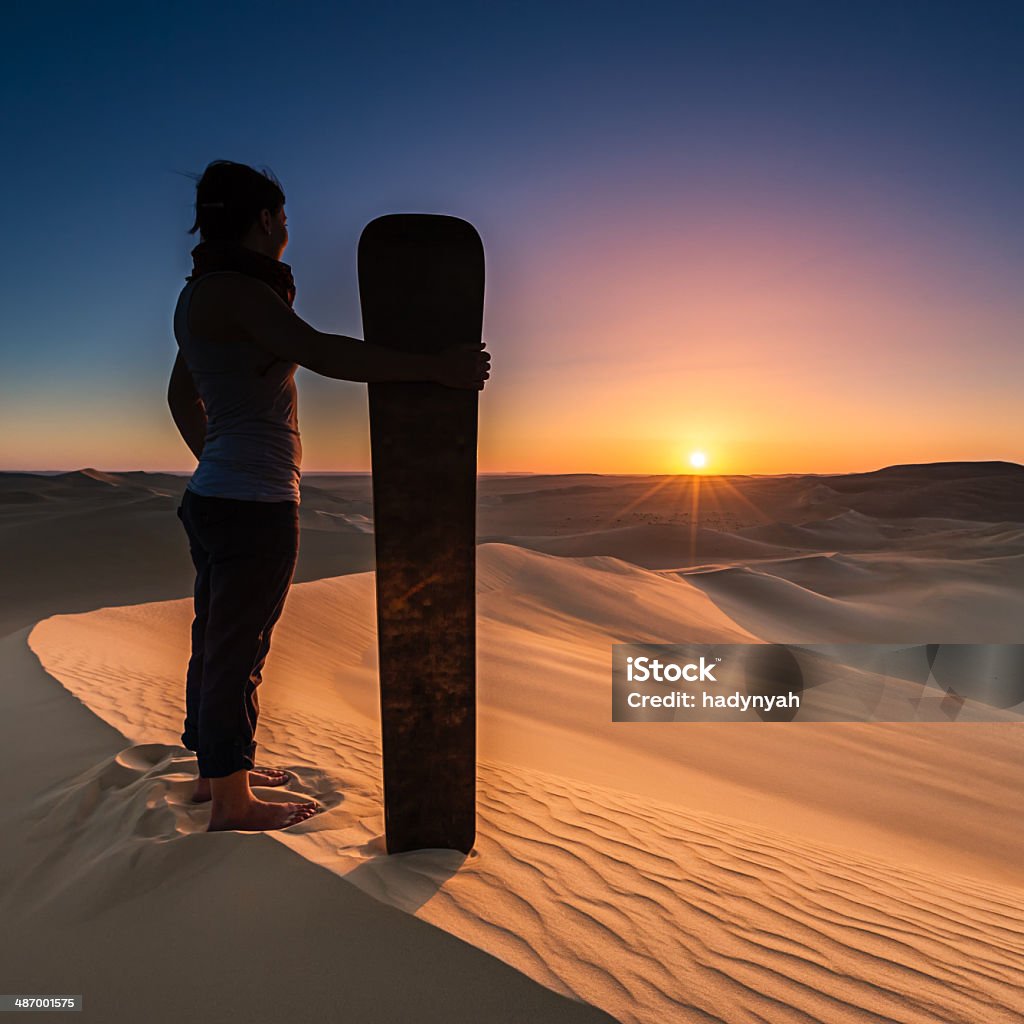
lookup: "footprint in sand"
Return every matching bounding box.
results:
[33,742,332,841]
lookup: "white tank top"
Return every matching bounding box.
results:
[173,271,302,503]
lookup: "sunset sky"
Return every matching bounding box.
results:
[1,1,1021,475]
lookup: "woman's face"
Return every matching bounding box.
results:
[269,206,288,259]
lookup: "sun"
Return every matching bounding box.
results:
[689,451,707,470]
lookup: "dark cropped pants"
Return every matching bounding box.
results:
[177,489,300,778]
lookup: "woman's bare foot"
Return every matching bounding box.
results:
[191,766,290,803]
[204,767,319,832]
[207,797,320,833]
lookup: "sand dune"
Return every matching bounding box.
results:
[12,730,1024,1024]
[0,630,613,1024]
[27,538,1024,884]
[4,463,1024,1022]
[481,522,782,568]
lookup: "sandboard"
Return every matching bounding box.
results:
[358,213,483,854]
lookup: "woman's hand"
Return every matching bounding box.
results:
[430,340,491,390]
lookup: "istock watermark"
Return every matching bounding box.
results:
[611,643,1024,723]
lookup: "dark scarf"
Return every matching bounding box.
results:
[186,240,296,307]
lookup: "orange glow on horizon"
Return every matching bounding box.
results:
[1,191,1019,477]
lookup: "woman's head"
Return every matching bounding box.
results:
[188,160,288,257]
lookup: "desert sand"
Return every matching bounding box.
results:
[2,462,1023,1022]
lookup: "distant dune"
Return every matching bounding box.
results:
[481,522,782,567]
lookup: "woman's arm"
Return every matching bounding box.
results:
[208,275,488,389]
[167,351,206,460]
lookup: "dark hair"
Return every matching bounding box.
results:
[187,160,285,243]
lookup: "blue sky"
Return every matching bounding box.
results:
[1,0,1021,473]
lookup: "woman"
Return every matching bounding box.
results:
[167,160,490,833]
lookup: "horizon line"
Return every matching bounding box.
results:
[3,459,1022,480]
